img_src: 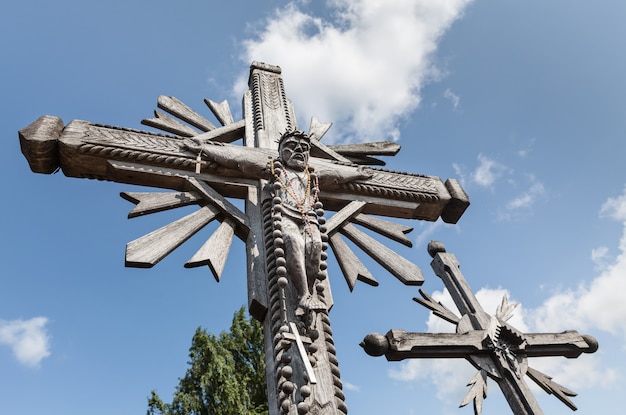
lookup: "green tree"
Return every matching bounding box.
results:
[147,307,267,415]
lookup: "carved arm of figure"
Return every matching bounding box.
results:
[312,161,373,187]
[183,137,273,179]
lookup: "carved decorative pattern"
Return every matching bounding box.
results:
[261,73,283,110]
[264,191,347,414]
[77,125,217,171]
[367,170,439,194]
[85,124,183,153]
[339,181,440,203]
[250,73,265,132]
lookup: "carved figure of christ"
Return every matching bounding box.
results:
[19,62,470,415]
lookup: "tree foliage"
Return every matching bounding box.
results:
[147,307,267,415]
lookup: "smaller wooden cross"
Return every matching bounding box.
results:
[361,241,598,415]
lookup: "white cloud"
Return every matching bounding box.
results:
[472,154,507,188]
[443,88,460,110]
[529,187,626,340]
[343,381,360,392]
[497,179,546,222]
[591,246,609,270]
[0,317,51,367]
[238,0,473,143]
[506,182,545,211]
[600,186,626,221]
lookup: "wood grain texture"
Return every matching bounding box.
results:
[324,200,367,235]
[186,177,250,239]
[329,141,400,156]
[158,95,216,132]
[329,233,377,291]
[121,191,202,218]
[204,99,234,126]
[125,205,219,267]
[142,110,199,137]
[19,115,63,174]
[340,223,424,286]
[185,218,236,281]
[352,213,413,247]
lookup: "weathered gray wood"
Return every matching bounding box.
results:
[364,241,599,415]
[340,223,424,286]
[20,62,473,415]
[330,141,401,157]
[245,185,269,321]
[188,119,245,143]
[185,218,236,281]
[158,95,217,132]
[413,288,460,325]
[384,329,486,360]
[142,110,199,137]
[28,116,464,221]
[186,177,250,239]
[460,370,488,415]
[526,367,577,411]
[342,155,387,166]
[430,249,492,329]
[329,233,378,291]
[307,117,332,141]
[125,205,219,267]
[310,139,353,163]
[442,178,470,224]
[324,200,367,235]
[18,115,63,174]
[523,331,598,358]
[352,213,413,247]
[204,99,234,126]
[121,191,202,218]
[289,322,317,384]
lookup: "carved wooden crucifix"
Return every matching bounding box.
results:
[361,241,598,415]
[19,62,469,415]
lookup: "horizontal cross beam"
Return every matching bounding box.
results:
[19,116,469,223]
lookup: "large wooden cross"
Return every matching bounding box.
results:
[361,241,598,415]
[19,62,469,415]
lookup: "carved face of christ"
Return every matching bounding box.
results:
[279,136,310,171]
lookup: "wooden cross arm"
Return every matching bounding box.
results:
[19,116,469,223]
[361,329,488,361]
[523,331,598,358]
[361,329,599,361]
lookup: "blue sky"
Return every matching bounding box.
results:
[2,1,626,414]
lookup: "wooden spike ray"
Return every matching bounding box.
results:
[310,139,353,163]
[121,191,202,218]
[342,155,387,166]
[413,289,460,325]
[526,367,578,411]
[329,233,378,291]
[325,201,367,235]
[185,218,236,281]
[141,110,199,137]
[329,141,401,157]
[352,213,413,247]
[340,223,423,285]
[125,205,220,268]
[191,119,246,143]
[204,99,234,126]
[158,95,217,132]
[307,117,332,141]
[186,177,250,239]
